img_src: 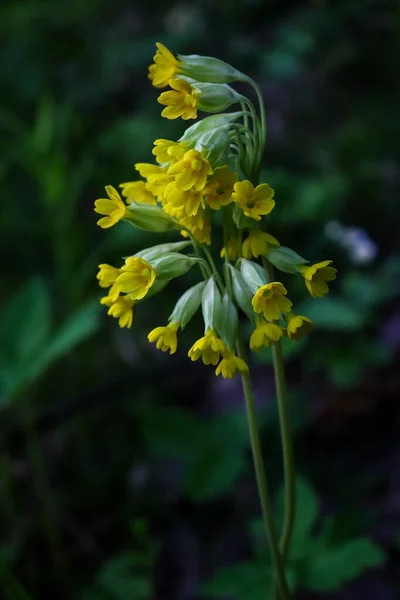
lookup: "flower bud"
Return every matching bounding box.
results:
[266,246,308,275]
[178,54,247,84]
[136,241,191,262]
[219,292,239,351]
[239,258,268,294]
[151,252,201,280]
[227,264,254,322]
[202,276,222,332]
[125,202,177,233]
[169,281,206,328]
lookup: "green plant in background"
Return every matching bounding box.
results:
[93,43,338,599]
[203,478,385,599]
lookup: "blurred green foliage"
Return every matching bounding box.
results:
[1,0,400,598]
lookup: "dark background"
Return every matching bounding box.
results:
[1,1,400,598]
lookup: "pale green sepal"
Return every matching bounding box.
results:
[151,253,202,280]
[169,281,206,329]
[178,54,247,84]
[219,292,239,351]
[201,276,222,333]
[125,203,177,233]
[267,246,309,275]
[136,241,191,262]
[239,258,268,294]
[227,264,255,322]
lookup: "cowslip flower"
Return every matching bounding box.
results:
[242,229,280,259]
[158,79,199,120]
[220,238,240,261]
[168,149,213,191]
[179,207,211,245]
[101,295,134,329]
[188,329,227,365]
[299,260,337,298]
[249,321,283,352]
[148,322,179,354]
[135,163,174,200]
[116,257,156,300]
[152,139,187,165]
[94,185,127,229]
[285,314,313,341]
[252,282,292,321]
[97,264,121,301]
[232,181,275,221]
[164,184,204,217]
[215,352,249,378]
[148,43,182,88]
[119,181,156,205]
[203,165,238,210]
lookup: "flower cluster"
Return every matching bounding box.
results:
[94,43,337,378]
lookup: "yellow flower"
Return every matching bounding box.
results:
[148,322,179,354]
[152,139,187,165]
[252,282,292,321]
[232,180,275,221]
[116,257,156,300]
[242,229,280,259]
[101,295,134,329]
[215,353,249,379]
[134,163,173,200]
[249,321,283,352]
[220,238,240,261]
[285,314,313,341]
[119,181,156,205]
[188,329,227,365]
[97,264,121,301]
[94,185,126,229]
[203,166,238,210]
[168,149,213,191]
[148,42,182,88]
[299,260,337,298]
[179,207,211,245]
[158,79,199,120]
[164,183,204,217]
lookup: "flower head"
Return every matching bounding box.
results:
[242,230,280,259]
[168,149,213,191]
[220,238,239,261]
[215,352,249,379]
[188,329,227,365]
[158,79,199,120]
[299,261,337,298]
[252,282,292,321]
[203,166,238,210]
[97,264,121,301]
[148,322,179,354]
[135,163,174,200]
[101,295,134,329]
[94,185,126,229]
[119,181,156,205]
[249,321,283,352]
[285,314,313,341]
[232,181,275,221]
[148,42,182,88]
[116,257,156,300]
[152,139,187,165]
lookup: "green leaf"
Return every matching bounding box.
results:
[0,277,51,366]
[299,297,366,331]
[302,538,385,591]
[202,562,273,600]
[96,552,151,600]
[288,477,319,561]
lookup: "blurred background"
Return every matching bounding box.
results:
[1,0,400,598]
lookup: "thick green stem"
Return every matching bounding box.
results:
[237,333,292,600]
[262,257,296,560]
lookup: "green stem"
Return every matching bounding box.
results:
[251,82,267,159]
[262,257,296,560]
[202,245,224,291]
[237,332,292,600]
